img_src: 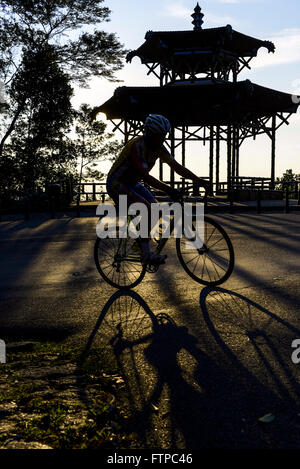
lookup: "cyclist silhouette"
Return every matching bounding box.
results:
[105,114,210,265]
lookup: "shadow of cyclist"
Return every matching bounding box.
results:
[79,287,300,449]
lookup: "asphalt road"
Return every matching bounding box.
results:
[1,211,300,449]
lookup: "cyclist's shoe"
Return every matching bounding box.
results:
[141,252,167,265]
[152,235,161,244]
[131,239,142,255]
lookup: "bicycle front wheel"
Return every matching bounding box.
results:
[94,236,147,289]
[176,215,234,286]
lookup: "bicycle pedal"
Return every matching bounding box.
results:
[147,263,159,273]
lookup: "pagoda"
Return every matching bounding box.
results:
[95,4,299,194]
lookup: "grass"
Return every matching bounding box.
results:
[0,341,136,449]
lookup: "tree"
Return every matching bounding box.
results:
[0,0,126,195]
[72,103,121,202]
[0,44,76,195]
[0,0,126,86]
[276,169,300,195]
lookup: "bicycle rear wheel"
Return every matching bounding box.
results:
[94,235,147,289]
[176,215,234,286]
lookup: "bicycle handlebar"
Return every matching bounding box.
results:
[167,183,209,204]
[177,183,209,196]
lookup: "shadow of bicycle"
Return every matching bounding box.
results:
[200,286,300,404]
[79,287,300,449]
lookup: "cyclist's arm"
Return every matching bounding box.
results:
[139,169,173,194]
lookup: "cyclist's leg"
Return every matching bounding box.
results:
[128,183,166,264]
[107,177,166,264]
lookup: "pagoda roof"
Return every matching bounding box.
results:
[96,80,298,127]
[126,27,275,64]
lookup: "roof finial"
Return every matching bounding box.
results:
[191,3,204,31]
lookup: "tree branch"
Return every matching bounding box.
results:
[0,98,26,156]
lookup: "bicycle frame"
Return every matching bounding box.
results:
[113,186,207,264]
[115,204,182,263]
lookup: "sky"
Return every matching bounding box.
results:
[72,0,300,181]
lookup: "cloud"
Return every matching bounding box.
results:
[214,0,262,3]
[291,79,300,99]
[253,29,300,69]
[163,2,237,26]
[214,0,240,3]
[163,2,190,18]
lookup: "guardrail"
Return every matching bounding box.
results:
[224,180,300,214]
[218,177,300,198]
[0,178,299,221]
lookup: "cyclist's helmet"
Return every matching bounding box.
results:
[144,114,171,135]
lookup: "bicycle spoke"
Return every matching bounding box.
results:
[185,253,200,265]
[192,252,201,274]
[206,236,224,250]
[206,226,217,245]
[95,234,145,288]
[177,216,234,286]
[205,252,227,272]
[208,252,222,281]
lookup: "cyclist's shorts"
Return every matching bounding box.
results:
[106,176,156,206]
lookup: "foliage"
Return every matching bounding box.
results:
[73,103,121,186]
[276,169,300,193]
[0,44,76,197]
[0,0,126,204]
[0,0,126,86]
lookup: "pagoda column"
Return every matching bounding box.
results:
[215,125,220,192]
[170,126,175,187]
[209,125,214,194]
[124,120,129,144]
[227,126,232,197]
[271,115,276,188]
[182,126,186,186]
[232,126,236,184]
[159,160,163,181]
[236,128,240,178]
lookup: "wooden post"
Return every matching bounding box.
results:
[236,128,240,178]
[232,126,236,186]
[209,126,214,195]
[227,125,232,199]
[76,184,81,218]
[182,126,186,186]
[159,160,163,181]
[271,115,276,189]
[215,126,220,193]
[285,189,290,213]
[229,191,234,214]
[285,184,289,214]
[257,190,261,214]
[50,196,55,219]
[160,65,164,87]
[24,196,30,221]
[170,126,175,188]
[124,120,129,144]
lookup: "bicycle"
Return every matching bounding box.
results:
[94,185,234,289]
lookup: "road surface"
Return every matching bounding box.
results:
[1,211,300,448]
